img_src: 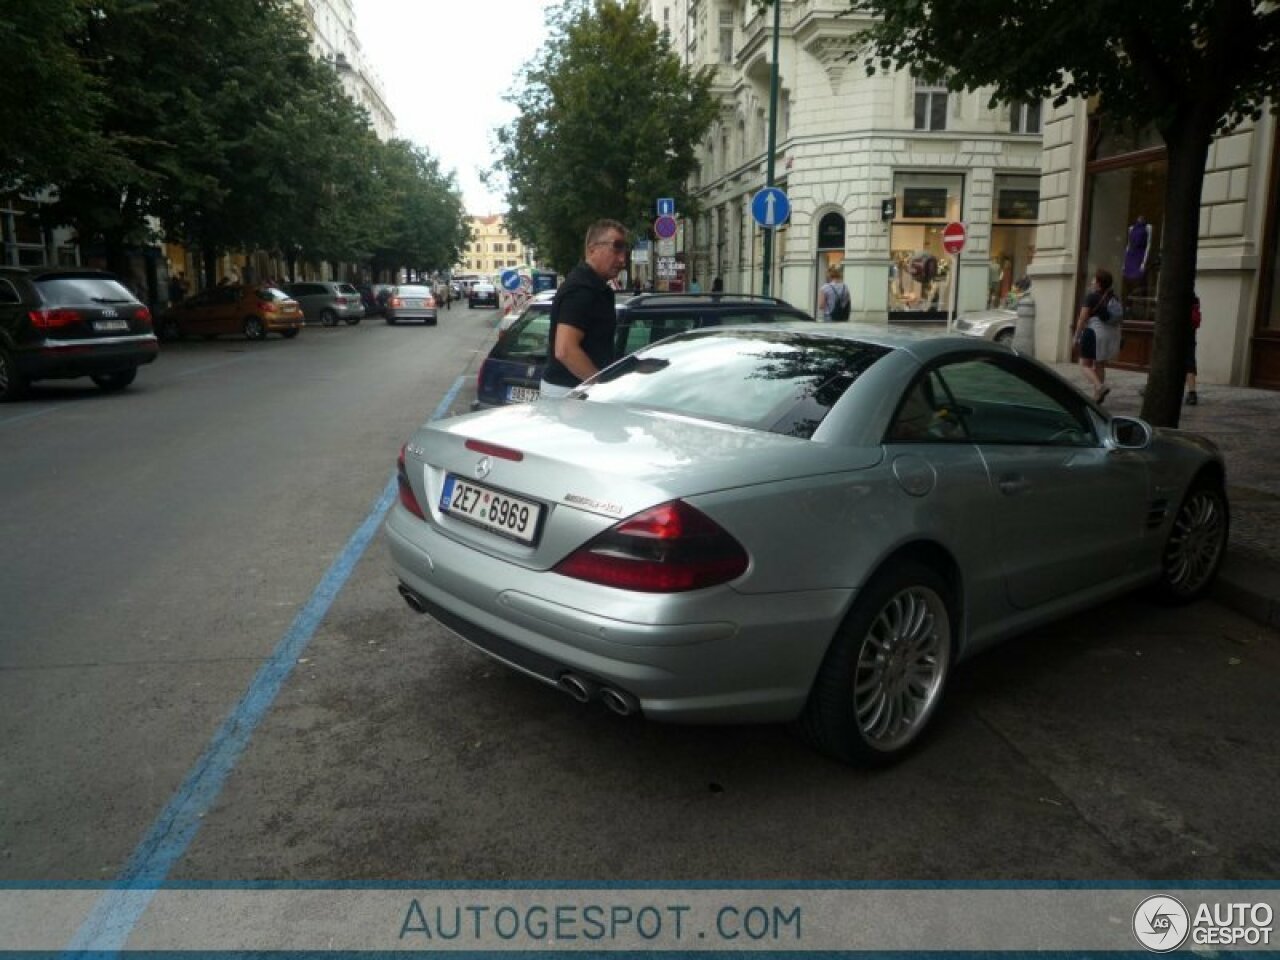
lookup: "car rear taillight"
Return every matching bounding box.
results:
[135,305,152,326]
[554,500,749,593]
[28,308,82,329]
[256,301,273,313]
[397,444,426,520]
[335,296,349,305]
[388,297,403,308]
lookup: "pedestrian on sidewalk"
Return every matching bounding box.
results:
[818,266,850,321]
[1186,292,1201,404]
[1073,267,1122,403]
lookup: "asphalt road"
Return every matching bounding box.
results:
[2,303,1277,886]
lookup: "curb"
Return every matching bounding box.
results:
[1214,552,1280,629]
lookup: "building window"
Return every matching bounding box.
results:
[914,83,948,131]
[719,9,733,64]
[1010,100,1042,134]
[990,175,1040,308]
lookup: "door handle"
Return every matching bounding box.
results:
[997,475,1031,496]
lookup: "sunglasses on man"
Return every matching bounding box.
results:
[593,240,629,252]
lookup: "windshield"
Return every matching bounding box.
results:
[577,329,889,438]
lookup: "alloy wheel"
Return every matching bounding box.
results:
[853,585,951,753]
[1163,485,1228,597]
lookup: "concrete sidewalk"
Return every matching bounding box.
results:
[1050,361,1280,628]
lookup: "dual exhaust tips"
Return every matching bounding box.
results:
[396,583,640,718]
[558,672,639,717]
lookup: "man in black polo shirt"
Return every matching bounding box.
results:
[540,219,629,397]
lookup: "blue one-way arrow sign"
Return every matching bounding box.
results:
[751,187,791,229]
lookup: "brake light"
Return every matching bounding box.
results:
[397,444,426,519]
[388,297,403,308]
[335,296,349,305]
[29,308,82,329]
[135,305,152,326]
[465,438,523,461]
[554,500,748,592]
[256,301,274,313]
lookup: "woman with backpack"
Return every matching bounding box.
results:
[819,265,850,321]
[1073,267,1123,403]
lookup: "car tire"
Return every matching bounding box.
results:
[799,560,953,766]
[995,328,1015,345]
[281,328,299,339]
[91,368,137,392]
[0,346,28,401]
[385,316,396,326]
[427,318,437,326]
[1152,474,1229,604]
[243,316,266,340]
[320,309,338,327]
[345,316,361,326]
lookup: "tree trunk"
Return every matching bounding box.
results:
[202,249,218,290]
[1139,124,1214,429]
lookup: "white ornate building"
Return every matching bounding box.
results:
[649,0,1042,322]
[296,0,395,141]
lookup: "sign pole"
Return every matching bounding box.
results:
[949,251,959,330]
[761,0,781,297]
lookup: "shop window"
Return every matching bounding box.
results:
[888,173,963,315]
[1085,159,1166,323]
[914,83,948,131]
[990,175,1040,307]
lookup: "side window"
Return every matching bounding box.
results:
[933,356,1096,446]
[643,311,699,347]
[0,279,21,305]
[887,371,968,443]
[215,286,239,305]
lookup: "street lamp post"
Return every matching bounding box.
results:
[761,0,782,297]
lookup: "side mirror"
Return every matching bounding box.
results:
[1110,415,1153,450]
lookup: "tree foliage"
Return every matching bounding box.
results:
[846,0,1280,427]
[493,0,718,272]
[1,0,464,285]
[368,141,471,277]
[0,0,115,191]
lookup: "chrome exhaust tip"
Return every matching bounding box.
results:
[558,673,595,704]
[397,584,427,614]
[600,687,638,717]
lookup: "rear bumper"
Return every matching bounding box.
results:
[16,335,159,379]
[386,309,438,323]
[265,316,303,331]
[384,503,848,723]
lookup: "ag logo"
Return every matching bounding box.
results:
[1133,895,1190,952]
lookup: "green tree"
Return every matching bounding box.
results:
[368,140,469,280]
[493,0,718,272]
[845,0,1280,427]
[0,0,117,191]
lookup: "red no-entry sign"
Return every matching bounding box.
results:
[942,221,967,255]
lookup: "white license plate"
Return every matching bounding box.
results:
[440,475,542,544]
[94,319,129,331]
[505,385,540,403]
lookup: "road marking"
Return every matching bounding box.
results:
[64,374,467,954]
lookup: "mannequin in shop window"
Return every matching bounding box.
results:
[1123,216,1153,311]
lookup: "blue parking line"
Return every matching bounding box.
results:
[64,374,466,955]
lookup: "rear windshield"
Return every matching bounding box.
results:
[492,307,550,358]
[36,276,136,306]
[578,329,889,438]
[396,285,432,297]
[258,287,291,301]
[337,284,359,295]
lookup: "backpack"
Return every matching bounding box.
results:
[830,283,851,321]
[1097,290,1123,324]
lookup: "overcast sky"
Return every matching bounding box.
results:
[353,0,560,215]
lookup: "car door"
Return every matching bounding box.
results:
[931,354,1150,610]
[207,285,242,334]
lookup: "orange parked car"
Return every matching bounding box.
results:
[158,284,304,341]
